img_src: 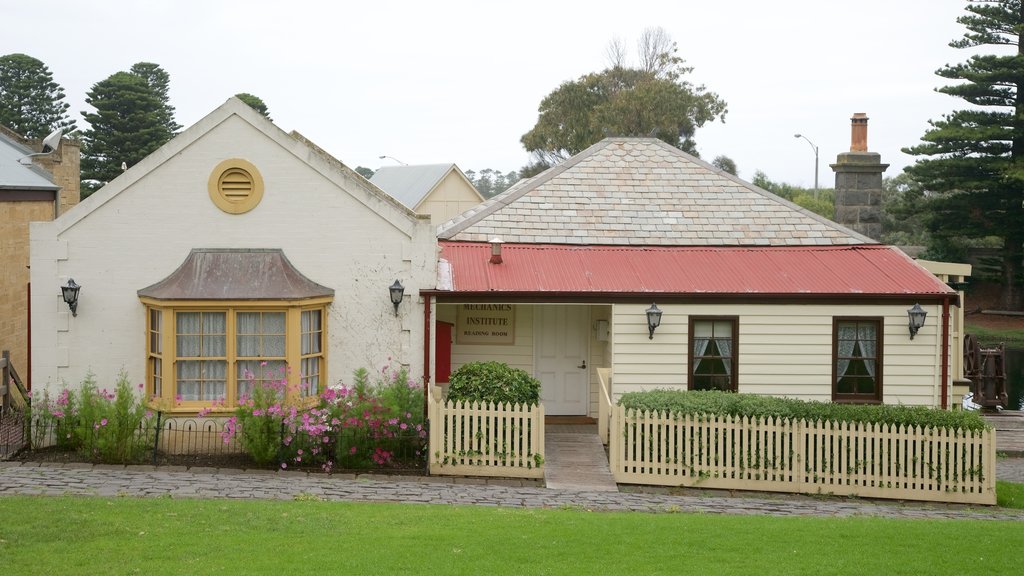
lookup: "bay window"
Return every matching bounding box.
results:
[144,303,327,411]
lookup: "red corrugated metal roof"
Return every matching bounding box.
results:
[436,242,954,298]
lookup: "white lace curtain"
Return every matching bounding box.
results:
[175,312,227,401]
[836,322,876,382]
[692,336,733,376]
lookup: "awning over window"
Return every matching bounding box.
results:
[138,249,334,300]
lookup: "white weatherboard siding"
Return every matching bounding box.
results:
[611,303,945,407]
[30,103,436,398]
[439,304,535,376]
[417,173,484,227]
[437,304,612,417]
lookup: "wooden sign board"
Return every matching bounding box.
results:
[456,304,515,345]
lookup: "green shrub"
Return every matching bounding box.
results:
[447,362,540,406]
[32,371,153,462]
[617,389,991,431]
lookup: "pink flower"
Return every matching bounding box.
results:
[281,462,287,469]
[100,418,108,426]
[349,446,358,454]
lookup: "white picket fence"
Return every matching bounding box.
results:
[428,386,544,478]
[608,406,997,505]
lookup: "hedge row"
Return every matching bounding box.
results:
[617,390,991,432]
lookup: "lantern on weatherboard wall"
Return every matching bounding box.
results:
[646,303,662,340]
[907,303,927,340]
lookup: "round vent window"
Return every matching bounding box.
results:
[208,159,264,214]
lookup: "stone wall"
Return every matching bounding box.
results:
[832,152,885,241]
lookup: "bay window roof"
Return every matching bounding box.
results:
[138,248,333,301]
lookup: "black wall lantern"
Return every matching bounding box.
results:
[907,303,927,340]
[61,278,81,317]
[646,303,662,339]
[389,280,405,316]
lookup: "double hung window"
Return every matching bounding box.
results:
[688,317,738,392]
[833,318,882,403]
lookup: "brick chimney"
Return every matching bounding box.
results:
[830,113,888,240]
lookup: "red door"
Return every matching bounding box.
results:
[435,321,453,383]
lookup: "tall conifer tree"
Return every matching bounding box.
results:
[0,53,76,138]
[904,1,1024,309]
[80,71,173,188]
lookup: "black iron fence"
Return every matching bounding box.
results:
[17,413,427,473]
[0,408,28,460]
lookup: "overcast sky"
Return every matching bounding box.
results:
[5,0,978,186]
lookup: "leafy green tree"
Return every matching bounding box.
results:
[521,28,726,165]
[235,92,272,120]
[80,71,175,188]
[354,166,374,179]
[464,168,520,198]
[129,62,180,133]
[751,170,834,219]
[903,1,1024,309]
[0,53,76,138]
[712,155,737,175]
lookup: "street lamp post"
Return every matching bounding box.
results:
[378,155,407,166]
[793,134,819,200]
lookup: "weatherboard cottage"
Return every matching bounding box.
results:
[424,137,959,415]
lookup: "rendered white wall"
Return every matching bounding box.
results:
[30,108,436,398]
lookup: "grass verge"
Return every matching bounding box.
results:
[964,323,1024,347]
[998,480,1024,509]
[1,496,1022,575]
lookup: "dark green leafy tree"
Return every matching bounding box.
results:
[234,92,272,120]
[879,174,931,248]
[129,62,180,133]
[712,155,737,175]
[521,28,726,165]
[354,166,375,179]
[0,53,77,138]
[80,71,175,189]
[903,1,1024,309]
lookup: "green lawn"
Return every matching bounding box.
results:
[1,496,1022,575]
[998,480,1024,508]
[964,323,1024,346]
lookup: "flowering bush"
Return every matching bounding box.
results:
[227,364,293,465]
[32,371,153,463]
[224,362,426,471]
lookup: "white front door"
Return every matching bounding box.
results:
[535,306,589,415]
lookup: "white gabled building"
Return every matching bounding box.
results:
[30,98,437,413]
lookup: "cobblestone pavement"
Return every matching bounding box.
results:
[2,460,1024,521]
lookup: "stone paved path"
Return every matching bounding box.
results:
[2,460,1023,521]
